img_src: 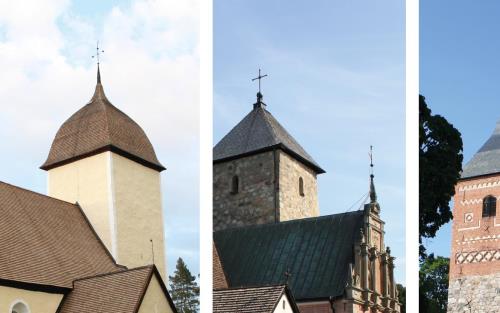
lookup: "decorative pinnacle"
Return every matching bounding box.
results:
[369,145,377,203]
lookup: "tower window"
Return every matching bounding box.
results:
[231,175,239,194]
[482,195,496,217]
[11,302,29,313]
[299,177,304,197]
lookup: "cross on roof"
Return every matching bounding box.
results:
[284,268,292,285]
[92,41,105,64]
[252,69,268,94]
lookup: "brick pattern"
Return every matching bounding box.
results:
[213,152,276,231]
[450,176,500,279]
[448,175,500,313]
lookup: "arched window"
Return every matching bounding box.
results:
[482,195,496,217]
[231,175,239,194]
[11,302,29,313]
[299,177,304,197]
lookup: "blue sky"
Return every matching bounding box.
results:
[214,0,406,283]
[420,0,500,258]
[0,0,199,278]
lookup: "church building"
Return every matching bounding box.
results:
[447,119,500,313]
[0,67,177,313]
[213,90,401,313]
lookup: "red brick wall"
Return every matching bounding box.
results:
[450,175,500,279]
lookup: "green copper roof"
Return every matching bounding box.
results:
[214,211,364,300]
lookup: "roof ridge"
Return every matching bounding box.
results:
[0,181,76,206]
[258,108,281,145]
[215,210,364,233]
[214,284,286,291]
[72,265,154,283]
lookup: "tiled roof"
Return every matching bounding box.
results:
[41,73,165,172]
[213,285,298,313]
[0,181,122,288]
[213,105,324,174]
[214,211,364,300]
[462,119,500,179]
[58,265,174,313]
[213,243,229,289]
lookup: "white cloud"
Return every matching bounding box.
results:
[0,0,199,274]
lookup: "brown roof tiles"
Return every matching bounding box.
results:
[0,181,122,288]
[41,80,165,172]
[213,285,299,313]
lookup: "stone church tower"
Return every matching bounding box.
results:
[447,119,500,313]
[41,67,167,279]
[213,92,325,231]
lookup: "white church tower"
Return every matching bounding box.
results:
[41,66,167,280]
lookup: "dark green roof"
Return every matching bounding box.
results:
[214,211,364,300]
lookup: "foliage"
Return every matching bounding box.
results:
[419,95,463,257]
[396,284,406,313]
[419,255,449,313]
[169,258,200,313]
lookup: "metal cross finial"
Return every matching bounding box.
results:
[284,268,292,285]
[252,68,268,94]
[92,41,104,64]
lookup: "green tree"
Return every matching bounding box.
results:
[419,95,463,257]
[396,284,406,313]
[169,258,200,313]
[419,255,449,313]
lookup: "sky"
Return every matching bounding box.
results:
[214,0,406,284]
[420,0,500,258]
[0,0,200,278]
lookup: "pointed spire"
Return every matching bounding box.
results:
[369,145,377,203]
[97,63,101,84]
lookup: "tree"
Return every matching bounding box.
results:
[419,255,449,313]
[169,258,200,313]
[396,284,406,313]
[419,95,463,257]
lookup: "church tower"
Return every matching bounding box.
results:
[213,91,325,231]
[41,66,167,279]
[447,119,500,313]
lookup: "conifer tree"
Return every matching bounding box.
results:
[169,258,200,313]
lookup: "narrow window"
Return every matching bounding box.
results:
[282,300,285,310]
[231,175,239,194]
[299,177,304,197]
[482,195,497,217]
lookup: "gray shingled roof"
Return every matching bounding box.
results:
[462,120,500,179]
[213,285,299,313]
[213,105,325,173]
[214,211,364,300]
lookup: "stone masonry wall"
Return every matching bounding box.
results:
[447,273,500,313]
[213,151,276,231]
[278,151,319,221]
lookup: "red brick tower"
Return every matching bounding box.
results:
[447,121,500,313]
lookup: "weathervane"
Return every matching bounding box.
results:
[369,145,374,177]
[92,41,104,65]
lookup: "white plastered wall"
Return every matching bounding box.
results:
[47,151,167,281]
[138,275,175,313]
[0,286,63,313]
